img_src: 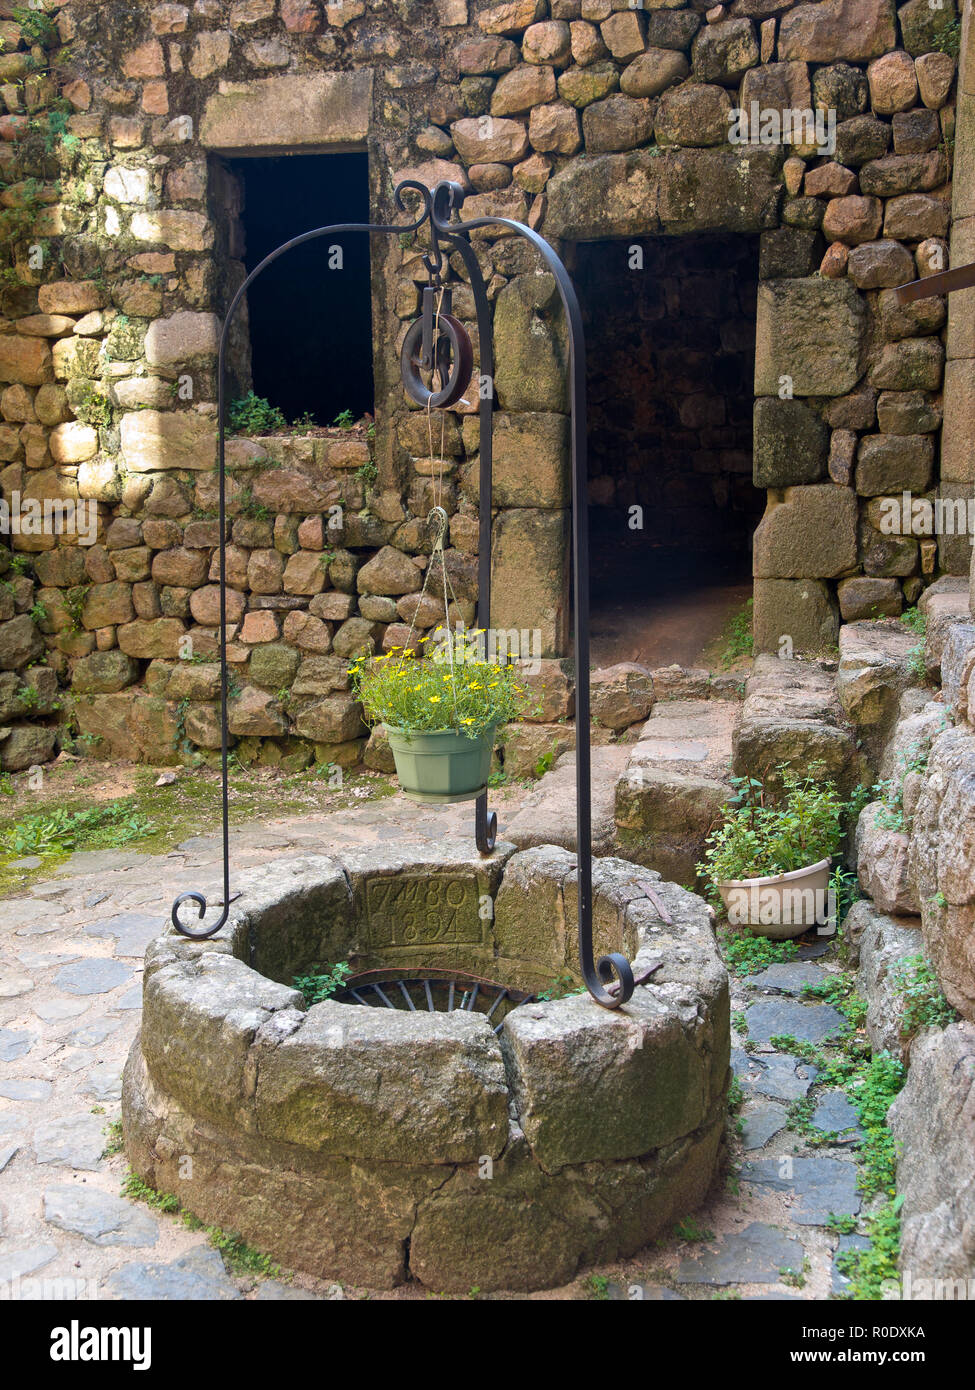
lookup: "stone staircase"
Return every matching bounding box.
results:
[504,643,905,889]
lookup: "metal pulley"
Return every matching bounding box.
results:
[400,284,473,409]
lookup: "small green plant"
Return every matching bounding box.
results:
[587,1273,610,1300]
[931,16,961,58]
[62,585,88,635]
[122,1171,180,1214]
[355,456,378,486]
[101,1118,124,1158]
[29,600,48,625]
[889,953,957,1043]
[836,1197,902,1301]
[228,392,287,435]
[293,961,352,1006]
[0,801,154,859]
[900,607,926,635]
[333,409,355,430]
[699,769,864,894]
[720,598,754,667]
[718,928,798,976]
[532,748,556,780]
[291,410,316,435]
[674,1217,714,1242]
[779,1265,807,1289]
[536,971,585,1001]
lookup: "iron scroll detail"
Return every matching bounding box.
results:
[168,179,637,1011]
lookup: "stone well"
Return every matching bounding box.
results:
[122,841,730,1292]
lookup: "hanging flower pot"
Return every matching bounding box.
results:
[350,629,530,807]
[385,724,497,804]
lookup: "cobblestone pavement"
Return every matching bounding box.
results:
[0,787,864,1301]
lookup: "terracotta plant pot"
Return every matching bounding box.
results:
[717,857,833,940]
[385,725,496,804]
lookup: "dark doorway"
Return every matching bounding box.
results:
[227,151,373,425]
[572,234,763,668]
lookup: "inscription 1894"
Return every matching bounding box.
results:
[364,875,482,948]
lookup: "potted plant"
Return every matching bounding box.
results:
[350,632,530,804]
[698,770,860,939]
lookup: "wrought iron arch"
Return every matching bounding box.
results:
[170,178,635,1011]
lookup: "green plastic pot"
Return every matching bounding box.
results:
[385,725,496,804]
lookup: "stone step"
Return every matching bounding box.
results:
[732,653,864,797]
[502,744,631,854]
[613,698,736,885]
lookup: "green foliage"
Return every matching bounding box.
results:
[181,1215,280,1279]
[101,1118,124,1158]
[28,599,48,625]
[587,1273,610,1300]
[720,598,754,667]
[931,16,961,58]
[532,748,556,780]
[355,456,378,486]
[874,733,940,830]
[332,409,355,430]
[700,769,862,889]
[350,633,530,737]
[122,1171,180,1214]
[63,585,88,635]
[836,1197,902,1301]
[0,801,154,859]
[802,973,867,1032]
[12,6,58,47]
[228,392,287,435]
[900,607,926,635]
[889,953,957,1042]
[293,961,352,1006]
[236,485,270,521]
[718,927,798,976]
[674,1217,714,1242]
[123,1171,280,1279]
[536,970,585,1001]
[71,382,111,427]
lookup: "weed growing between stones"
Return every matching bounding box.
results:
[0,799,154,859]
[674,1217,715,1243]
[293,962,352,1006]
[899,608,928,680]
[889,953,958,1044]
[101,1118,124,1160]
[719,598,754,668]
[771,1010,908,1300]
[717,928,799,977]
[536,970,585,1001]
[122,1173,281,1281]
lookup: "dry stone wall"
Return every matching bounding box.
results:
[0,0,964,769]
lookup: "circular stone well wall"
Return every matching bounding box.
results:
[122,841,730,1292]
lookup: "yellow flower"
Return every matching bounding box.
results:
[429,696,441,703]
[461,718,474,725]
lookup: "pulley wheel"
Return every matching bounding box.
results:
[400,311,473,409]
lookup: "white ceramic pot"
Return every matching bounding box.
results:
[717,857,832,940]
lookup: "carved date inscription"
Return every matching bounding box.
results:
[364,875,482,949]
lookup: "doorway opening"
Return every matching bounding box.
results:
[221,150,374,427]
[572,234,764,669]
